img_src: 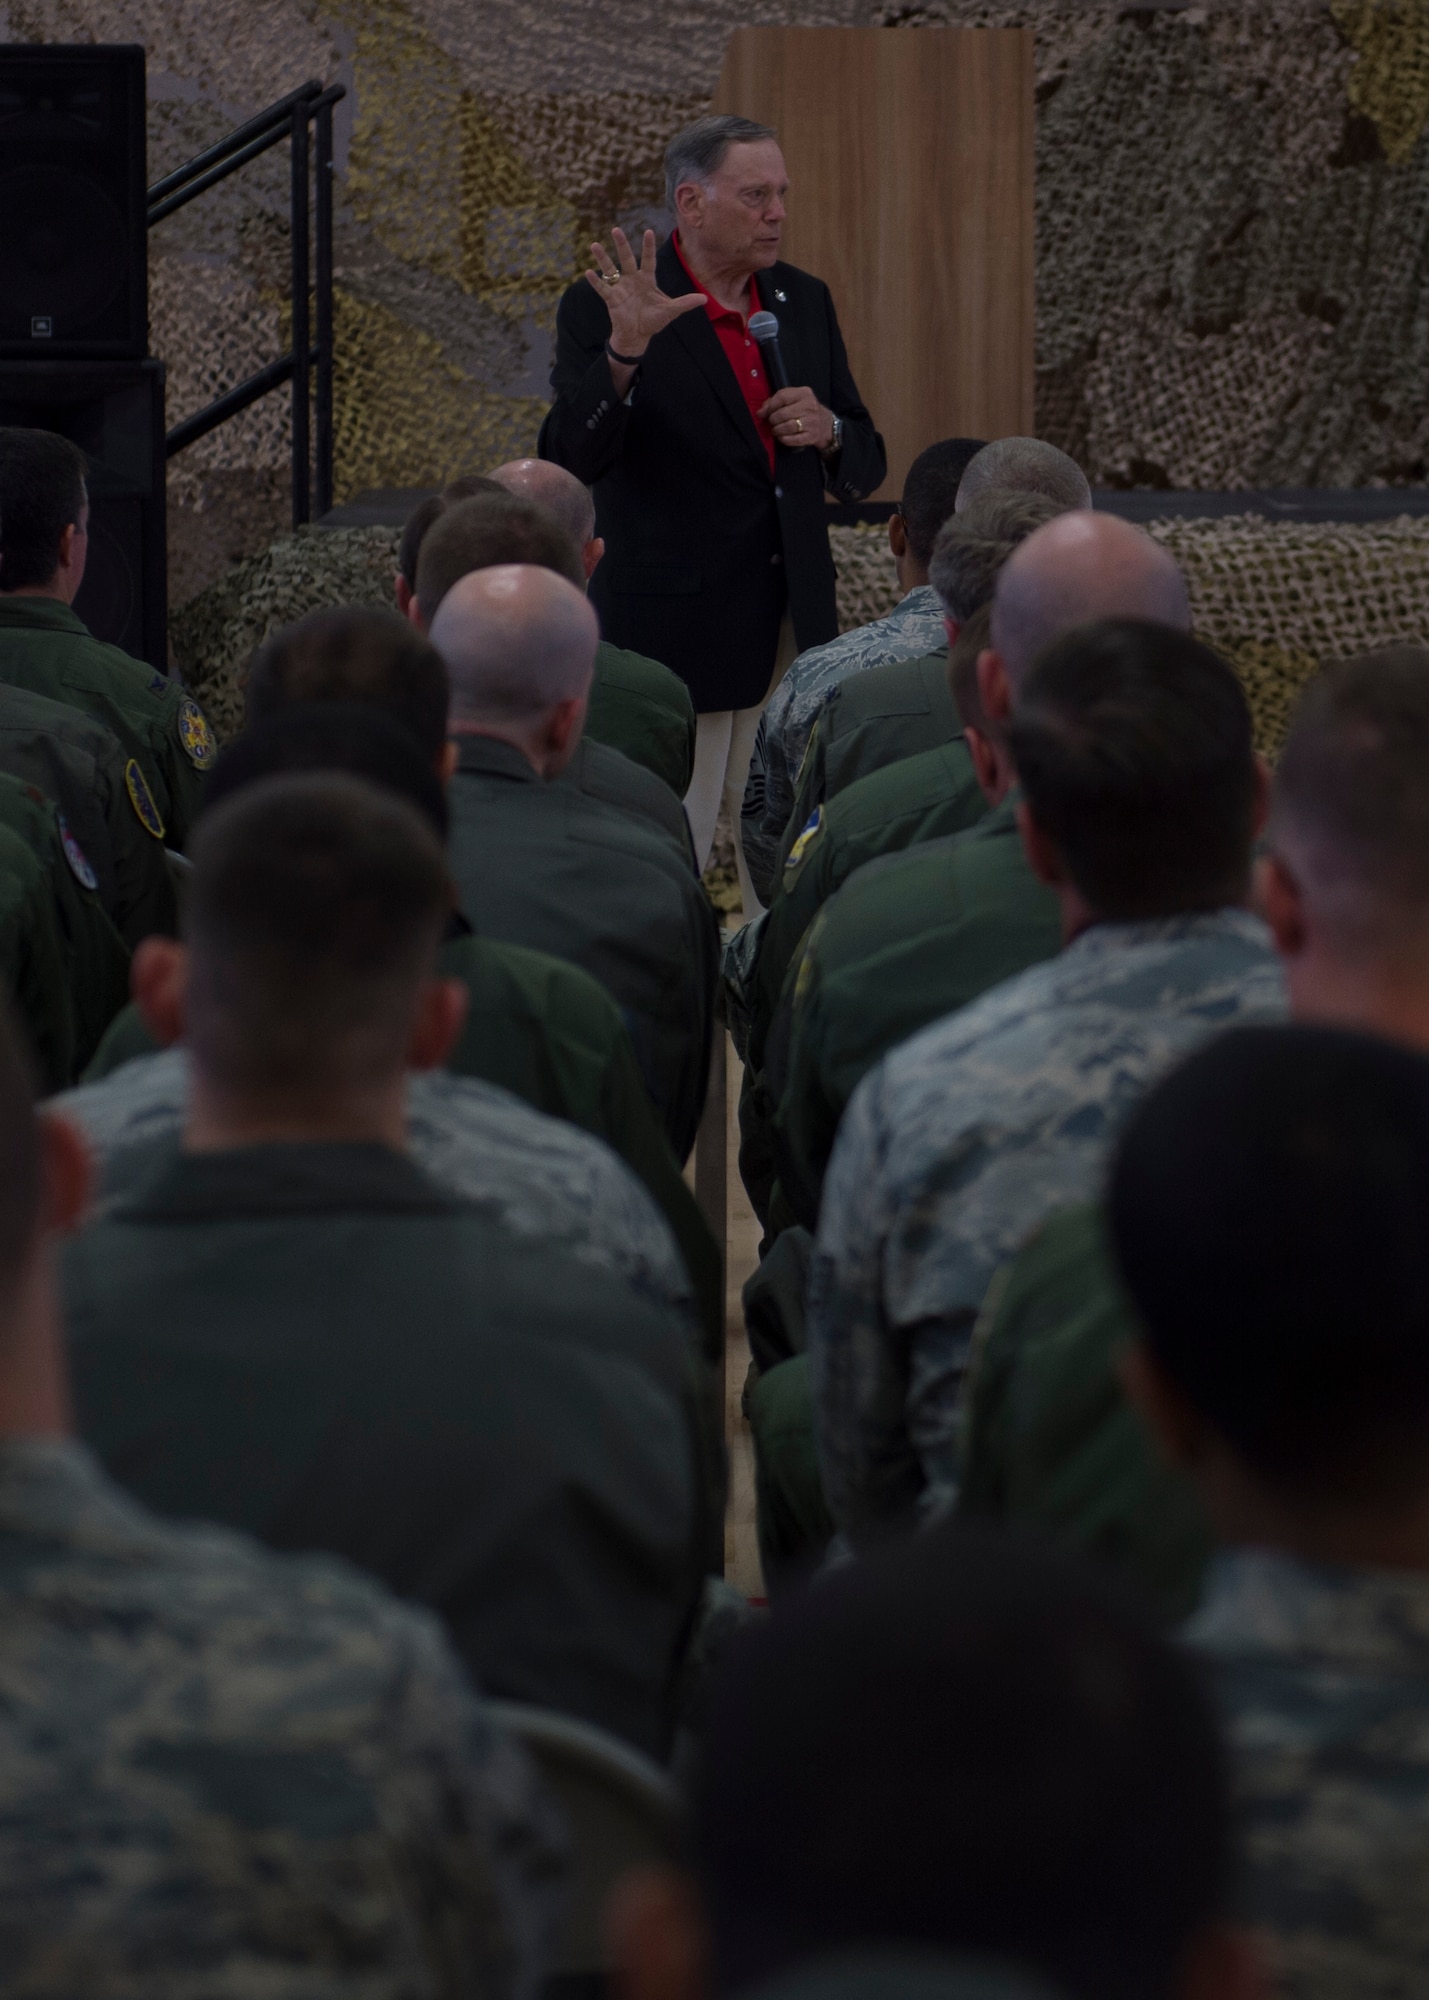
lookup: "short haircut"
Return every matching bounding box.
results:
[1111,1023,1429,1503]
[929,489,1066,625]
[204,702,449,842]
[1009,619,1256,919]
[184,773,452,1100]
[0,428,87,593]
[957,437,1092,514]
[245,607,450,764]
[1270,644,1429,945]
[664,113,777,210]
[397,474,505,592]
[697,1523,1228,2000]
[0,1004,42,1311]
[947,601,994,735]
[415,495,584,626]
[898,439,987,566]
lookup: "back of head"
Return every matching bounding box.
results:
[184,773,452,1101]
[397,473,505,592]
[698,1524,1226,2000]
[897,438,988,567]
[487,457,596,549]
[1008,619,1256,919]
[956,437,1091,515]
[1270,644,1429,955]
[205,701,449,841]
[992,513,1191,693]
[948,601,994,734]
[0,427,86,592]
[245,606,450,764]
[1111,1022,1429,1506]
[416,494,585,624]
[0,1004,41,1316]
[429,564,598,727]
[929,490,1068,626]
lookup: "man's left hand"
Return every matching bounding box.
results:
[760,386,835,452]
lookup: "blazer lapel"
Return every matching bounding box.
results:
[659,237,771,473]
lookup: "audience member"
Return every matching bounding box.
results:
[0,996,565,1992]
[1112,1024,1429,1998]
[742,436,986,904]
[431,564,719,1161]
[393,471,505,616]
[611,1527,1259,2000]
[0,428,214,847]
[64,773,720,1758]
[0,815,77,1092]
[807,616,1282,1545]
[955,436,1092,514]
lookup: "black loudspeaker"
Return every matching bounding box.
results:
[0,44,147,359]
[0,359,166,668]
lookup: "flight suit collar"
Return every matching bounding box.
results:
[452,733,541,784]
[113,1139,461,1223]
[0,596,91,637]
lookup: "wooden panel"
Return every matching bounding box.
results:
[714,27,1034,502]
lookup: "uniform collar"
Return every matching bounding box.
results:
[111,1140,459,1224]
[452,733,541,784]
[0,596,90,636]
[1061,906,1271,962]
[1192,1546,1429,1675]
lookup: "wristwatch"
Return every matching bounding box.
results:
[822,414,844,459]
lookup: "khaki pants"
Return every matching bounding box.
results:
[684,616,798,920]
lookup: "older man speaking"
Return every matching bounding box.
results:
[540,114,885,911]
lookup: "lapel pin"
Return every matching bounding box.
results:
[774,288,787,302]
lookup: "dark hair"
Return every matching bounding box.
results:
[184,773,452,1098]
[0,428,87,592]
[204,702,449,841]
[1271,644,1429,913]
[1009,620,1256,919]
[697,1524,1228,2000]
[665,114,778,209]
[929,490,1065,625]
[415,494,584,625]
[397,474,506,591]
[946,602,994,735]
[1111,1023,1429,1502]
[244,606,450,764]
[0,1003,41,1307]
[898,438,988,566]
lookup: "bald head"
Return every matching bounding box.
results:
[992,513,1191,693]
[488,458,596,549]
[429,564,598,727]
[957,437,1092,514]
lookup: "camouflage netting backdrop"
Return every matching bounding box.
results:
[4,0,1429,736]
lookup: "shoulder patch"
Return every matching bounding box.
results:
[783,805,823,877]
[178,696,216,770]
[124,758,166,841]
[57,813,98,891]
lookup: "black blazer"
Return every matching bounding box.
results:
[539,240,885,713]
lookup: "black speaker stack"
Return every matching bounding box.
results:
[0,43,165,666]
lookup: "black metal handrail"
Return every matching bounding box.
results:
[149,78,345,525]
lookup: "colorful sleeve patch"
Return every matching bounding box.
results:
[178,696,216,770]
[124,758,166,841]
[57,814,97,891]
[783,805,824,877]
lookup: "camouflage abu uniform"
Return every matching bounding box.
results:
[0,1433,564,1998]
[741,585,948,905]
[808,911,1286,1539]
[1189,1550,1429,1999]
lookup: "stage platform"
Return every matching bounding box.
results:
[318,486,1429,532]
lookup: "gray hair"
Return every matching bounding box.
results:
[928,489,1068,623]
[956,437,1092,515]
[664,114,777,211]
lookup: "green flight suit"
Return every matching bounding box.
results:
[586,638,697,798]
[959,1203,1213,1622]
[561,734,692,865]
[0,819,75,1092]
[771,796,1063,1231]
[0,772,128,1078]
[0,598,213,849]
[777,648,960,876]
[84,925,724,1359]
[0,682,177,946]
[446,734,719,1163]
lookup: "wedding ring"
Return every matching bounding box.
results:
[600,271,621,286]
[794,418,804,434]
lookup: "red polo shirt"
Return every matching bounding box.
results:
[673,231,776,474]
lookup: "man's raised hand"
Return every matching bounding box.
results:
[585,227,704,360]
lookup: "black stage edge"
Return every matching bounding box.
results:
[319,485,1429,533]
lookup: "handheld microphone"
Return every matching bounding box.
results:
[748,310,790,393]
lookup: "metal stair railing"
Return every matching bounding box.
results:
[148,77,345,525]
